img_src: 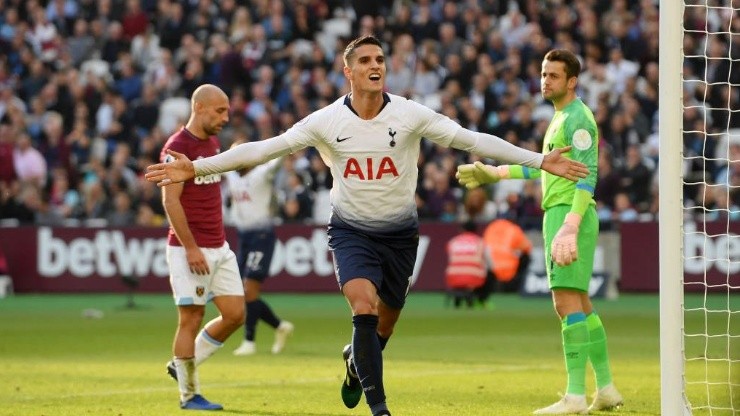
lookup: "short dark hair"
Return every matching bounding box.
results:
[543,49,581,79]
[343,35,383,66]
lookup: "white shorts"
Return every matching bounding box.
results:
[166,242,244,306]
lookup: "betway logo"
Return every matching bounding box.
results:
[38,228,169,277]
[684,223,740,275]
[37,228,431,283]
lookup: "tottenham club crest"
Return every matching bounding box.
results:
[388,128,397,147]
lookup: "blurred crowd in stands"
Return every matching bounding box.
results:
[0,0,738,231]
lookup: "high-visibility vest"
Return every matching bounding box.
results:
[445,232,487,289]
[483,219,532,282]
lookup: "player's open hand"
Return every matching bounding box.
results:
[551,213,581,266]
[541,146,589,182]
[551,223,578,266]
[455,161,502,189]
[145,150,196,187]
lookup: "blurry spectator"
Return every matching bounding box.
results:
[131,26,160,71]
[13,131,47,186]
[80,179,109,220]
[19,59,48,102]
[619,144,653,212]
[0,7,19,43]
[612,192,638,223]
[130,84,160,138]
[385,52,414,97]
[121,0,149,42]
[101,21,127,64]
[594,148,621,212]
[307,153,331,194]
[280,171,312,223]
[114,56,143,102]
[512,180,543,230]
[604,47,639,96]
[423,164,459,221]
[157,1,186,52]
[48,167,80,219]
[29,7,60,63]
[67,18,95,67]
[716,142,740,186]
[0,121,18,186]
[579,61,614,109]
[106,190,135,226]
[25,185,65,225]
[135,203,165,226]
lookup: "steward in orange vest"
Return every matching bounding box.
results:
[445,221,488,291]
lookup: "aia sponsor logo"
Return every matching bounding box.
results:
[343,157,399,180]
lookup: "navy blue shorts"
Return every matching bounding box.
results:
[327,217,419,309]
[236,228,276,282]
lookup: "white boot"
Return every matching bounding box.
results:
[533,394,589,414]
[232,340,256,356]
[271,321,294,354]
[589,383,623,411]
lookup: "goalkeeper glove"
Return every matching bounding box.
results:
[456,161,506,189]
[551,213,582,267]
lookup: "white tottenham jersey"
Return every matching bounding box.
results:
[224,158,281,230]
[282,93,460,231]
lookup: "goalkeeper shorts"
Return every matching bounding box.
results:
[543,205,598,292]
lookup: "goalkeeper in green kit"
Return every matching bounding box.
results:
[456,49,623,415]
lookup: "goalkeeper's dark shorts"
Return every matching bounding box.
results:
[543,205,598,292]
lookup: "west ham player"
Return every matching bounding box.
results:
[224,143,294,356]
[146,36,588,416]
[161,84,245,411]
[457,49,623,414]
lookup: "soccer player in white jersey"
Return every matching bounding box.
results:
[224,142,294,356]
[146,35,589,416]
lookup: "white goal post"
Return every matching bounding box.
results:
[659,0,689,414]
[660,1,739,415]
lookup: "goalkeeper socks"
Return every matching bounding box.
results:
[174,357,199,401]
[561,312,589,395]
[352,314,385,406]
[257,299,281,328]
[245,300,260,341]
[586,312,613,388]
[194,329,223,366]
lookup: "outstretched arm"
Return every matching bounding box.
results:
[455,162,542,189]
[145,136,293,187]
[449,129,588,181]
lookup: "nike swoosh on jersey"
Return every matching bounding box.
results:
[336,136,352,142]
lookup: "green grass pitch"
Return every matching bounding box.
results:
[0,292,737,416]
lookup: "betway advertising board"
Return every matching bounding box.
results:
[0,224,455,293]
[620,221,740,292]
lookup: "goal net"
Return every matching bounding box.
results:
[661,1,739,415]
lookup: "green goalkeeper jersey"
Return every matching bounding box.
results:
[540,98,598,210]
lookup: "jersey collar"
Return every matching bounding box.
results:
[343,92,391,118]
